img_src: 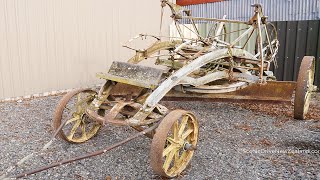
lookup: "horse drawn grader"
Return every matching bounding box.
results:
[1,1,317,179]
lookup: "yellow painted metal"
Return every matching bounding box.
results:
[127,40,182,63]
[96,73,158,89]
[162,112,199,177]
[64,91,102,143]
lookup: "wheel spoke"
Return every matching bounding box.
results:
[174,150,180,166]
[173,121,179,140]
[77,93,81,102]
[66,104,77,115]
[67,120,81,140]
[76,93,83,113]
[181,129,193,140]
[75,93,95,114]
[163,144,178,157]
[163,149,177,172]
[65,117,80,125]
[178,115,188,137]
[80,123,87,140]
[167,137,179,144]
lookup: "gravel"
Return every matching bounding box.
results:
[0,93,320,179]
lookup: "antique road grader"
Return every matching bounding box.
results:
[1,1,317,179]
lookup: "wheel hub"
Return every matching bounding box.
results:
[183,142,197,151]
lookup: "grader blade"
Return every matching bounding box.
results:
[109,81,296,103]
[165,81,297,103]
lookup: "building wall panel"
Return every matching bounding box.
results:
[273,21,287,80]
[0,0,170,99]
[316,23,320,86]
[184,0,320,22]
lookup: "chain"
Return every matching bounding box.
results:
[270,40,279,68]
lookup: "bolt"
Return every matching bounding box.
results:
[171,76,178,81]
[184,143,197,151]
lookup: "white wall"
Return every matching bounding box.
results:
[0,0,172,99]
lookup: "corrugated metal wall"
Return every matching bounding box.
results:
[185,0,320,21]
[270,20,320,86]
[0,0,171,100]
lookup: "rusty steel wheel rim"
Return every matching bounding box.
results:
[294,56,315,120]
[53,89,103,143]
[150,110,199,178]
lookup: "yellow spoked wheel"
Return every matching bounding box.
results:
[150,110,199,178]
[53,89,103,143]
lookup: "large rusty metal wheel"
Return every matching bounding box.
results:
[294,56,316,120]
[150,110,199,178]
[53,89,104,143]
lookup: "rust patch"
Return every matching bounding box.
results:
[234,124,253,131]
[109,83,144,97]
[260,138,273,147]
[164,81,296,103]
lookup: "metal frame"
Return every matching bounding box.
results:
[102,1,281,126]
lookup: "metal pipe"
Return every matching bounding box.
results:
[186,11,201,37]
[212,15,227,48]
[242,28,255,49]
[181,16,249,24]
[174,20,184,40]
[215,15,227,38]
[256,13,265,82]
[0,111,70,180]
[230,26,254,47]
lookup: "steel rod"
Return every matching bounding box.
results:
[242,28,255,49]
[181,16,249,24]
[256,13,264,82]
[14,123,159,179]
[0,113,70,180]
[230,26,254,47]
